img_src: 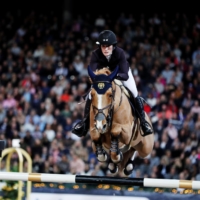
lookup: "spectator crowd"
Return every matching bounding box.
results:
[0,10,200,181]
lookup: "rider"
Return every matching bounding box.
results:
[72,30,153,137]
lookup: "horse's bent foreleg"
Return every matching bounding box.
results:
[90,129,108,162]
[110,135,123,163]
[92,141,108,162]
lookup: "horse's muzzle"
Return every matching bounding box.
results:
[95,121,107,133]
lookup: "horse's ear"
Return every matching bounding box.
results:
[88,65,95,81]
[108,65,119,81]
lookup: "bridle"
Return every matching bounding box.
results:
[91,80,123,130]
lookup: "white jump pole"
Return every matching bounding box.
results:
[0,172,200,190]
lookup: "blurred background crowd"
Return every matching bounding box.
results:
[0,10,200,181]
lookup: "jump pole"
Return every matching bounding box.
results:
[0,172,200,190]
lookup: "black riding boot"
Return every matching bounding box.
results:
[135,96,153,135]
[72,99,91,137]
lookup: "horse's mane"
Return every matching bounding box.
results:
[88,68,111,83]
[94,68,111,75]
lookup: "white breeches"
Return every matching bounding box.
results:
[123,68,138,98]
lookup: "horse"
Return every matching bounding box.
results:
[87,65,154,177]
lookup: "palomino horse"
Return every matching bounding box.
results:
[87,66,154,177]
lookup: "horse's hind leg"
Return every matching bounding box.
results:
[123,150,137,176]
[108,158,118,175]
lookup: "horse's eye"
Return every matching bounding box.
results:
[109,94,113,98]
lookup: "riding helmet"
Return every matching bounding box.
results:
[96,30,117,46]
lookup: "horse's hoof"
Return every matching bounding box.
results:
[97,153,108,162]
[123,159,135,176]
[111,151,123,164]
[96,148,108,162]
[123,168,133,176]
[108,162,118,174]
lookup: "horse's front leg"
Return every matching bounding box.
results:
[91,130,108,162]
[110,123,132,164]
[110,134,123,163]
[110,126,123,163]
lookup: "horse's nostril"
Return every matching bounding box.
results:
[103,124,107,130]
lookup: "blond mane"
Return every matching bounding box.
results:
[89,67,111,83]
[95,67,111,75]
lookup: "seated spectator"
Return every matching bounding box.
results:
[157,104,173,120]
[60,88,71,103]
[16,108,26,126]
[43,123,55,142]
[66,64,80,82]
[149,149,160,173]
[139,158,151,177]
[164,122,178,141]
[192,45,200,73]
[161,65,175,84]
[40,80,51,100]
[146,92,157,109]
[72,55,84,74]
[33,44,45,61]
[49,139,62,164]
[190,100,200,116]
[61,103,72,118]
[25,109,40,126]
[50,80,64,96]
[94,15,105,31]
[31,93,42,112]
[2,93,17,110]
[160,132,172,150]
[69,150,85,175]
[64,117,73,132]
[55,61,68,79]
[165,51,179,68]
[53,108,65,126]
[31,125,43,139]
[21,117,35,136]
[44,41,55,58]
[182,112,195,132]
[23,130,34,147]
[41,146,49,162]
[32,138,43,158]
[0,104,6,124]
[32,153,44,173]
[10,42,21,56]
[57,154,70,174]
[165,166,179,179]
[71,140,88,162]
[40,110,54,126]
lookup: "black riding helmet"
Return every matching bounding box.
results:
[96,30,117,46]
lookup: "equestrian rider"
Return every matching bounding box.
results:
[72,30,153,137]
